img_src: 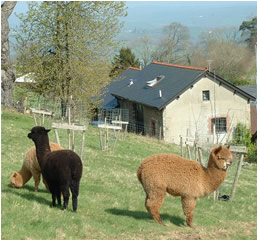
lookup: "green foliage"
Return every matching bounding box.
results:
[110,47,140,78]
[2,109,257,239]
[247,143,257,163]
[232,123,257,163]
[239,17,257,50]
[232,123,251,146]
[14,1,127,107]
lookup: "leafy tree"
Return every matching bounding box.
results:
[14,1,127,111]
[190,27,255,85]
[110,47,140,78]
[1,1,17,109]
[152,22,190,64]
[239,17,257,50]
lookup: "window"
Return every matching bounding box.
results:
[202,90,210,101]
[146,75,165,87]
[211,118,227,133]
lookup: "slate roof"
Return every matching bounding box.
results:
[237,85,257,98]
[103,61,256,110]
[100,67,141,109]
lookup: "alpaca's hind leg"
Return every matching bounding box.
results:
[145,190,166,225]
[32,171,40,192]
[60,184,70,210]
[70,180,80,212]
[56,191,61,206]
[181,197,196,227]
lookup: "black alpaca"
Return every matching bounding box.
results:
[28,126,83,211]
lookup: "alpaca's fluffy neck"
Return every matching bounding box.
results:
[34,135,51,169]
[18,165,32,184]
[204,167,226,193]
[204,153,227,194]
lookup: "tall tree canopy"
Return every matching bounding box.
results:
[239,17,257,50]
[1,1,17,108]
[110,47,140,78]
[190,27,254,85]
[152,22,190,65]
[14,1,127,108]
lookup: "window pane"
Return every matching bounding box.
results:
[211,118,227,133]
[202,90,210,101]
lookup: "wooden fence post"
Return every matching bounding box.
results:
[54,128,60,145]
[197,147,203,166]
[80,130,86,160]
[230,153,245,201]
[186,143,192,160]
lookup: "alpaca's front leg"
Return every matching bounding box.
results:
[181,197,196,227]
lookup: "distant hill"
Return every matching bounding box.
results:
[117,1,257,43]
[8,1,257,58]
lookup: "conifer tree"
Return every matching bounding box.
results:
[110,47,140,78]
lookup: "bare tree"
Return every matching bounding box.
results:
[1,1,17,108]
[191,27,255,85]
[152,22,190,64]
[130,35,154,66]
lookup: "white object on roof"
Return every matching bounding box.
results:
[128,79,134,87]
[15,73,35,83]
[147,79,157,87]
[146,75,165,87]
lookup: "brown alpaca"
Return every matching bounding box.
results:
[10,142,63,192]
[137,145,233,227]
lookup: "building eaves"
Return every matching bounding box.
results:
[206,72,256,102]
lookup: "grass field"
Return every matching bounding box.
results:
[1,109,257,240]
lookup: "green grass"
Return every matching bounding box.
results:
[1,109,257,240]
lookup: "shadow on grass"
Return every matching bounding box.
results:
[105,208,185,226]
[3,184,51,206]
[23,184,49,193]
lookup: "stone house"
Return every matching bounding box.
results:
[101,61,256,145]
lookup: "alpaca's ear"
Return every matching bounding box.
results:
[226,144,230,150]
[214,146,222,155]
[13,172,17,177]
[46,129,51,133]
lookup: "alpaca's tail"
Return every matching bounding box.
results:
[137,165,143,184]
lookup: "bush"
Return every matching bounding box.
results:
[232,123,251,146]
[232,123,257,163]
[246,143,257,163]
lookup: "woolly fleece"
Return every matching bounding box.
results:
[137,145,233,227]
[10,142,63,191]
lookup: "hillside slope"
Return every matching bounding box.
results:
[1,110,257,239]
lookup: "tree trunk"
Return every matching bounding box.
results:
[1,1,17,108]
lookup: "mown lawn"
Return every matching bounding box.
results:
[1,109,257,240]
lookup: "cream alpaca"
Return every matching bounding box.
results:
[137,145,232,227]
[10,142,63,191]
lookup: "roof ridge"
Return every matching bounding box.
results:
[129,66,142,71]
[151,61,206,71]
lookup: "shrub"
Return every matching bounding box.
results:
[246,143,257,163]
[232,123,257,163]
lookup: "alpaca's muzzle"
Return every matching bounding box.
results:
[223,159,232,170]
